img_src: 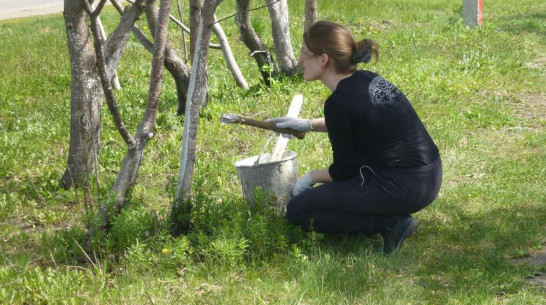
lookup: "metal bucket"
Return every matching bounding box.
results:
[235,150,297,209]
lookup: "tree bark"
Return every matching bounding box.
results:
[61,0,150,189]
[304,0,317,31]
[96,15,121,90]
[170,12,247,91]
[266,0,297,75]
[111,0,171,214]
[189,0,204,62]
[90,0,171,234]
[176,0,189,63]
[211,16,249,89]
[172,0,222,235]
[235,0,276,86]
[61,0,104,189]
[143,4,192,115]
[111,0,192,116]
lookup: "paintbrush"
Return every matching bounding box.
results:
[220,113,306,139]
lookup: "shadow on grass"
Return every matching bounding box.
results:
[412,197,545,294]
[497,12,546,38]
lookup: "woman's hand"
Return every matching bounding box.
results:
[267,117,313,132]
[291,169,333,197]
[291,173,315,197]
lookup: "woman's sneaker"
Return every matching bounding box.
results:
[381,215,419,254]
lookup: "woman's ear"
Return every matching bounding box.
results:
[321,53,329,66]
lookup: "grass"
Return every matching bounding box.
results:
[1,0,545,303]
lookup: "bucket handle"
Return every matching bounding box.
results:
[254,134,276,166]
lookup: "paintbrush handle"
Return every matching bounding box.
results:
[238,117,306,139]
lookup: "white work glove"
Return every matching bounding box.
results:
[267,117,313,132]
[291,173,315,197]
[276,132,294,139]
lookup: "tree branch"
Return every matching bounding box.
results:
[84,0,136,147]
[113,0,192,115]
[210,0,279,26]
[104,0,153,69]
[124,0,221,49]
[138,0,171,134]
[211,15,249,89]
[235,0,277,85]
[90,0,108,18]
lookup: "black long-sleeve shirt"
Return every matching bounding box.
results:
[325,70,440,181]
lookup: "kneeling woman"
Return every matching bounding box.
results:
[269,21,442,254]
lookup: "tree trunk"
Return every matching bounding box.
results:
[143,4,192,115]
[211,16,249,89]
[235,0,276,86]
[91,0,172,234]
[304,0,317,31]
[266,0,297,75]
[61,0,104,189]
[189,0,204,62]
[61,0,150,189]
[172,0,222,236]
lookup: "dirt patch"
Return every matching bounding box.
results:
[513,247,546,289]
[514,248,546,266]
[513,93,546,122]
[526,57,546,69]
[528,275,546,287]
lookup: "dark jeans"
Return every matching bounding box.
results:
[285,157,442,236]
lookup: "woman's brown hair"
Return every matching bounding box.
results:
[303,21,379,73]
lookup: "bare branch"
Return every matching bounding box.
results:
[85,0,136,147]
[210,0,280,26]
[176,0,188,62]
[113,0,173,208]
[124,0,221,49]
[91,0,172,234]
[104,0,153,67]
[235,0,277,85]
[110,0,125,13]
[84,0,107,17]
[211,15,249,89]
[93,0,108,17]
[139,0,171,131]
[113,0,192,115]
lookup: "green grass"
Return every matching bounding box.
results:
[1,0,545,303]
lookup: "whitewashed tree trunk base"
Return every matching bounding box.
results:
[463,0,483,28]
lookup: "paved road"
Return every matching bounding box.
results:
[0,0,63,20]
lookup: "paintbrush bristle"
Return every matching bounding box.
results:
[220,113,240,125]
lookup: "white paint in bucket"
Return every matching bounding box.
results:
[235,150,297,209]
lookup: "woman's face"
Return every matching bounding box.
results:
[299,42,324,81]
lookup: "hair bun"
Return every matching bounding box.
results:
[352,39,378,64]
[351,44,372,64]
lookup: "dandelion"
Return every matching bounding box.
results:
[358,18,364,24]
[162,248,170,254]
[369,26,373,31]
[143,26,149,30]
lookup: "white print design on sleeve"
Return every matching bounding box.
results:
[369,76,401,106]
